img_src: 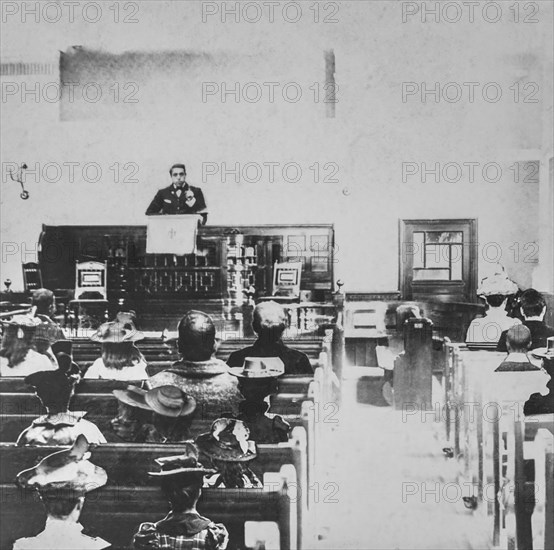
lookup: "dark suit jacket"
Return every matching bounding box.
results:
[145,184,207,216]
[226,340,313,375]
[497,320,554,352]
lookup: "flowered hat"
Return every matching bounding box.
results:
[195,418,257,462]
[477,264,518,297]
[16,435,107,494]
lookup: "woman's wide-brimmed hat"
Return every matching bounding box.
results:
[531,337,554,359]
[477,264,518,297]
[145,385,197,417]
[16,435,107,493]
[148,442,216,477]
[229,357,284,379]
[196,418,257,462]
[1,314,41,328]
[112,385,152,410]
[90,320,144,343]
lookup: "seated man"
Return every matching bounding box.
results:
[145,163,207,222]
[497,289,554,352]
[32,288,65,367]
[148,311,242,422]
[524,344,554,415]
[227,301,313,375]
[466,267,520,345]
[496,325,540,371]
[132,445,228,550]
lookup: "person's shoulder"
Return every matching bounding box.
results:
[83,358,103,378]
[28,350,56,370]
[227,347,251,366]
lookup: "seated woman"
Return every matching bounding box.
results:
[17,353,106,446]
[133,444,228,550]
[142,384,197,443]
[85,316,148,380]
[32,288,65,368]
[196,418,262,489]
[148,311,242,421]
[15,435,110,550]
[0,315,55,376]
[466,265,520,346]
[229,357,291,444]
[110,385,154,442]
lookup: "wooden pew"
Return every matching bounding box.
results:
[0,375,313,396]
[67,337,325,369]
[439,343,553,548]
[0,428,308,550]
[0,485,294,550]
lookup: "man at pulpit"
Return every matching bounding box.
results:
[145,163,207,223]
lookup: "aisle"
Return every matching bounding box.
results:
[315,373,493,550]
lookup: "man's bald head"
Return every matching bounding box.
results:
[506,324,532,353]
[252,301,287,342]
[177,310,216,361]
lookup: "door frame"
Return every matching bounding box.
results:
[399,218,478,302]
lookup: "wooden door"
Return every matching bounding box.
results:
[399,219,477,302]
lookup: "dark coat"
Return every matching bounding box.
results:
[227,339,313,375]
[145,184,207,215]
[497,320,554,352]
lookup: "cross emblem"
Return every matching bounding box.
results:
[168,228,177,239]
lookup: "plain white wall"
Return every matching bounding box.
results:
[1,1,552,292]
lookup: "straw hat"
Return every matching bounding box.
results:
[531,337,554,359]
[229,357,284,378]
[147,442,215,477]
[145,385,197,417]
[112,385,152,410]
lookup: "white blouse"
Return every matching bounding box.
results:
[84,357,148,380]
[0,350,56,377]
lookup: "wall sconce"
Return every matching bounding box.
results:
[9,163,29,199]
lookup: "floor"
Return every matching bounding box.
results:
[313,368,493,550]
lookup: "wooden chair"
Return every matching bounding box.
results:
[21,262,42,292]
[258,262,302,304]
[69,261,109,330]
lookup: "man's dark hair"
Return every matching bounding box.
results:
[519,288,546,318]
[177,311,216,361]
[32,288,55,316]
[160,474,202,512]
[41,492,84,519]
[506,324,532,353]
[485,295,506,308]
[169,163,186,176]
